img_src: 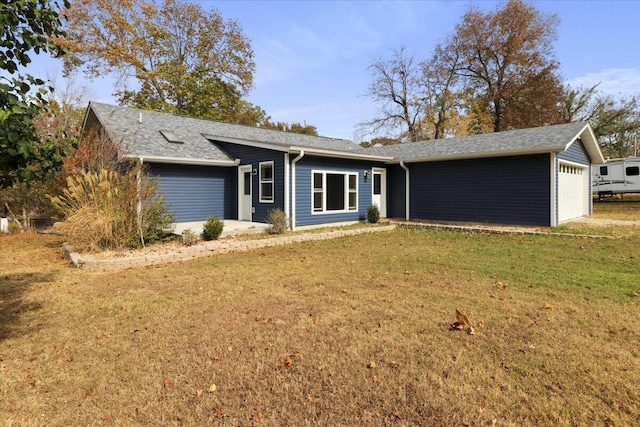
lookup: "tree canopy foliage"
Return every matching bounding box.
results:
[563,84,640,158]
[0,0,70,189]
[361,0,566,142]
[62,0,266,125]
[260,120,318,136]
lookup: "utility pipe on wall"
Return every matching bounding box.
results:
[400,161,410,220]
[290,151,305,230]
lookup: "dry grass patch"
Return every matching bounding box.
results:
[1,229,639,426]
[592,194,640,220]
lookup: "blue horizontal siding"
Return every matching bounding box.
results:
[215,141,285,223]
[558,139,590,165]
[148,163,235,222]
[294,156,375,226]
[409,154,551,226]
[387,164,406,219]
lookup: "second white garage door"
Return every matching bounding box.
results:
[558,162,588,222]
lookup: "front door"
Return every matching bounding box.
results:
[238,165,252,221]
[372,168,387,218]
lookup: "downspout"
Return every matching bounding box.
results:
[400,161,410,220]
[284,153,290,222]
[290,151,305,230]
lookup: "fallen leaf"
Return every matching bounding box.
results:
[208,383,217,392]
[163,379,172,387]
[497,281,508,289]
[543,303,554,309]
[341,289,349,294]
[283,356,294,368]
[214,406,223,418]
[252,412,263,422]
[213,354,221,361]
[96,333,105,340]
[368,361,377,369]
[456,309,472,327]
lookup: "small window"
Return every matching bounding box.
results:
[626,166,640,176]
[600,166,608,176]
[373,173,382,195]
[243,171,251,196]
[259,162,274,203]
[160,129,182,144]
[313,172,323,212]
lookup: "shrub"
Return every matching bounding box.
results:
[266,208,288,234]
[8,221,21,234]
[181,228,198,246]
[367,204,380,223]
[202,216,224,241]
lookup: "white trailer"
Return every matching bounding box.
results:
[592,157,640,197]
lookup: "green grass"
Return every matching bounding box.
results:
[1,224,639,426]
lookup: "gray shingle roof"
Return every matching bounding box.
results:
[361,121,598,162]
[86,102,603,165]
[86,102,359,162]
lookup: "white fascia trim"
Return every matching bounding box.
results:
[126,154,239,166]
[558,159,589,168]
[202,134,290,152]
[391,147,562,164]
[565,123,605,164]
[289,146,394,162]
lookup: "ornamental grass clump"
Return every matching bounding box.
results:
[51,166,174,252]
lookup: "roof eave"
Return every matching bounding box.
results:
[288,146,394,162]
[123,154,240,167]
[390,146,562,164]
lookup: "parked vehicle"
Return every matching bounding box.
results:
[592,157,640,197]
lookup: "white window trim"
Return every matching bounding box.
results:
[259,161,274,203]
[311,170,358,215]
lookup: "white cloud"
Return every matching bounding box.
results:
[566,68,640,97]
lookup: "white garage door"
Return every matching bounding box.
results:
[558,163,588,222]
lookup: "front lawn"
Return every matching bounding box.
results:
[1,225,639,425]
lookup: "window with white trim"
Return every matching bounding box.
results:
[312,171,358,213]
[259,162,274,203]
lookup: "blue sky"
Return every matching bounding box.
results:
[26,0,640,140]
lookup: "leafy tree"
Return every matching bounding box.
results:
[0,0,70,189]
[359,137,400,148]
[563,84,640,158]
[260,120,318,136]
[360,47,427,142]
[62,0,260,124]
[440,0,564,132]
